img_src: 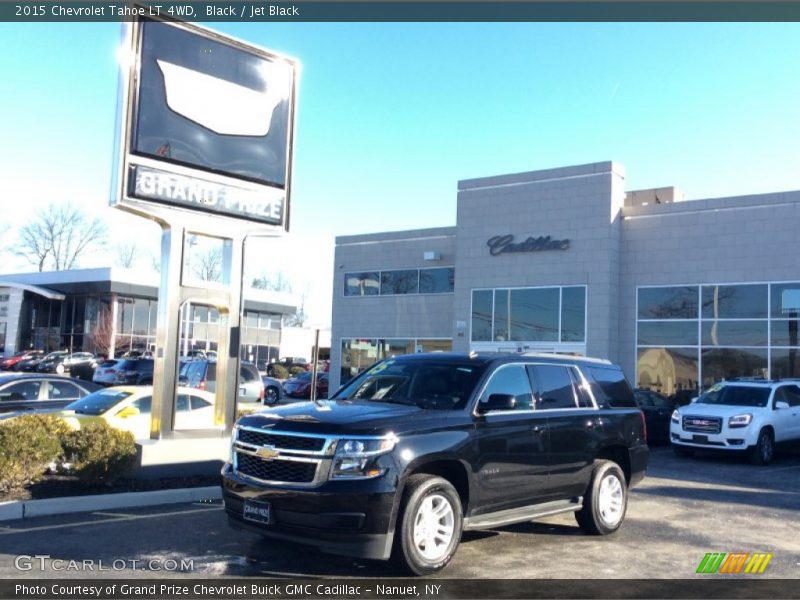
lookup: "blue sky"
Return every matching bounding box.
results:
[1,22,799,324]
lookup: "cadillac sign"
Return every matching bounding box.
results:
[487,234,571,256]
[113,17,297,229]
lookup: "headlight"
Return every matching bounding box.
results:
[728,414,753,428]
[671,409,680,424]
[331,436,397,480]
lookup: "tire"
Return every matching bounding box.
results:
[575,460,628,536]
[264,386,280,405]
[749,428,774,466]
[672,444,695,458]
[393,475,463,576]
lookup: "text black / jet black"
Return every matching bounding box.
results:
[222,352,649,575]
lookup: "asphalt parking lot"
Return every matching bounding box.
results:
[1,446,799,580]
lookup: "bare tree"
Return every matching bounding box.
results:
[285,285,310,327]
[87,305,114,357]
[192,247,223,282]
[115,242,138,269]
[17,203,107,271]
[252,270,293,292]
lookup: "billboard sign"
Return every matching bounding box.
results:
[113,17,297,229]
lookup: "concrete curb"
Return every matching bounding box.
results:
[0,486,222,522]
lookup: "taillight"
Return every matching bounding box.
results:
[640,410,648,443]
[259,386,265,401]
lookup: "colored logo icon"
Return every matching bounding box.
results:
[696,552,773,574]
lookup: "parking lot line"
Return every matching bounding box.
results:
[0,506,220,536]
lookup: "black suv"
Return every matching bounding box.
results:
[112,358,155,385]
[222,352,649,575]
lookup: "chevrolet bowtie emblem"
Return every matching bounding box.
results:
[256,446,279,460]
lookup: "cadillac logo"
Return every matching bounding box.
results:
[255,446,279,460]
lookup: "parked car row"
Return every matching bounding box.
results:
[0,350,100,375]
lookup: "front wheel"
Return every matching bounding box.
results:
[749,429,774,466]
[575,460,628,535]
[393,475,463,576]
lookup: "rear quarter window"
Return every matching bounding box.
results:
[584,366,637,408]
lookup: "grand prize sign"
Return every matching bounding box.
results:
[114,16,297,227]
[112,16,298,439]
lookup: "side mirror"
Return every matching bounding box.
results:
[775,400,790,410]
[477,393,516,414]
[116,406,140,419]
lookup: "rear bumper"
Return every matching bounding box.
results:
[628,443,649,488]
[221,463,397,560]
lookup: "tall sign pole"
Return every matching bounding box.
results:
[111,16,298,438]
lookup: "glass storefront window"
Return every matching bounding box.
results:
[701,348,768,387]
[493,289,510,342]
[380,270,419,295]
[418,339,453,353]
[636,347,698,402]
[700,320,767,347]
[637,321,698,346]
[561,287,586,343]
[770,282,800,318]
[340,337,453,385]
[638,286,698,319]
[345,272,380,296]
[132,299,150,336]
[419,268,455,294]
[771,349,800,379]
[771,319,800,347]
[471,290,492,342]
[510,287,559,342]
[701,284,767,319]
[380,339,415,357]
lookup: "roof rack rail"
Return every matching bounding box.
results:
[520,352,611,364]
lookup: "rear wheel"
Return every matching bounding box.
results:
[749,429,774,466]
[55,364,65,374]
[575,460,627,535]
[264,386,280,405]
[393,475,462,576]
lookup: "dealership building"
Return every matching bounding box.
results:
[330,160,800,401]
[0,267,296,365]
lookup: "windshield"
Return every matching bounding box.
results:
[66,390,133,415]
[697,384,770,408]
[332,360,485,410]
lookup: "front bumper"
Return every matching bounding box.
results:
[221,463,398,560]
[670,422,753,450]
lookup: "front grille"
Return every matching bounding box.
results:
[237,429,325,452]
[235,452,317,483]
[683,416,722,434]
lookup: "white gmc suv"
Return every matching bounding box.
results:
[670,380,800,465]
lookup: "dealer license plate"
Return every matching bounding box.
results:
[243,500,272,525]
[692,434,709,444]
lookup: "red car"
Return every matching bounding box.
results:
[0,350,43,371]
[282,372,329,399]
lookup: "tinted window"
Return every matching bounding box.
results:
[701,284,767,319]
[240,364,259,382]
[131,396,152,414]
[561,286,586,342]
[528,365,577,410]
[509,288,559,342]
[479,364,534,410]
[585,366,637,408]
[638,286,698,319]
[701,321,767,346]
[345,272,379,296]
[380,270,419,295]
[471,290,492,342]
[68,390,133,415]
[47,381,82,400]
[419,268,454,294]
[1,381,41,401]
[638,321,698,346]
[698,384,769,408]
[190,395,212,410]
